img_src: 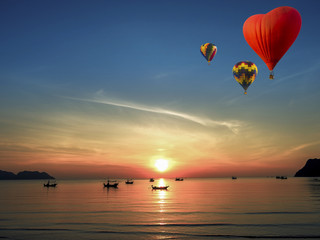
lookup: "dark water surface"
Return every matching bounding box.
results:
[1,177,320,239]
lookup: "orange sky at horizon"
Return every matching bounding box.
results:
[0,139,311,180]
[1,96,318,179]
[1,95,317,179]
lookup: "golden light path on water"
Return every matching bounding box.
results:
[155,178,168,222]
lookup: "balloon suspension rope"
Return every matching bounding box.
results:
[269,71,274,80]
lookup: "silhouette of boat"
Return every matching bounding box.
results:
[103,180,119,188]
[125,179,134,184]
[149,178,155,182]
[276,176,287,179]
[43,180,57,187]
[232,176,237,180]
[175,177,184,181]
[151,185,169,190]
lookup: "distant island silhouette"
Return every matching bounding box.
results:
[295,158,320,177]
[0,170,55,180]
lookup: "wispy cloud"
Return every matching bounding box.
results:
[65,93,242,133]
[271,59,320,85]
[282,141,320,157]
[153,73,169,79]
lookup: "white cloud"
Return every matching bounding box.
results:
[64,93,242,133]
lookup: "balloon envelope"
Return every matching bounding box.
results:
[233,61,258,94]
[243,6,301,73]
[200,43,217,63]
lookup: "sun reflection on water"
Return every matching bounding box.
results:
[158,178,166,187]
[154,179,168,213]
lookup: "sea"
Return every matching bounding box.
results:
[0,177,320,240]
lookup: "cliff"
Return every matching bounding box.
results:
[294,158,320,177]
[0,170,55,180]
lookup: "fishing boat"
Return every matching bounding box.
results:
[149,178,155,182]
[103,180,119,188]
[151,185,169,190]
[232,176,237,180]
[125,179,134,184]
[175,177,184,181]
[276,176,287,179]
[43,180,57,187]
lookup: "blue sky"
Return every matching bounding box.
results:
[0,0,320,178]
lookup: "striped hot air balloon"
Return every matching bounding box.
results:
[200,43,217,64]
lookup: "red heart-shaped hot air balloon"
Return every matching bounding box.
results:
[243,6,301,79]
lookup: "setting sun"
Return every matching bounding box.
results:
[155,159,169,172]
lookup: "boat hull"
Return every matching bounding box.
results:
[103,183,119,188]
[44,184,57,187]
[151,185,169,190]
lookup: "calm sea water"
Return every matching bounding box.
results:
[0,177,320,240]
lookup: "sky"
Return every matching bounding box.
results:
[1,0,320,179]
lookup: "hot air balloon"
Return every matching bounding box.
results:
[243,6,301,79]
[200,43,217,64]
[233,61,258,94]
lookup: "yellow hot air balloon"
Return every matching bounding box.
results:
[232,61,258,94]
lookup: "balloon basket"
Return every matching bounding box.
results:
[269,71,274,80]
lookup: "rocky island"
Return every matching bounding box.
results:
[0,170,55,180]
[294,158,320,177]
